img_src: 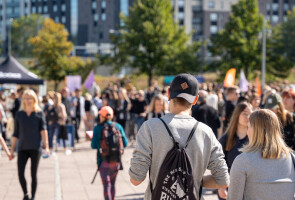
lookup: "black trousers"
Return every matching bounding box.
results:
[17,150,41,198]
[72,117,80,143]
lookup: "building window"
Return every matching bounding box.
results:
[92,1,97,9]
[99,32,104,39]
[94,13,98,21]
[38,6,42,13]
[101,0,106,8]
[120,0,129,16]
[272,15,279,23]
[178,0,184,7]
[221,1,224,9]
[179,6,184,12]
[61,16,66,23]
[284,16,287,21]
[44,5,48,13]
[6,7,12,14]
[273,10,279,15]
[14,7,20,14]
[266,3,271,11]
[25,7,29,14]
[178,12,184,20]
[32,6,36,13]
[272,3,279,11]
[101,13,106,21]
[284,3,289,10]
[210,25,218,34]
[55,16,59,23]
[61,4,66,12]
[53,4,58,12]
[208,1,215,9]
[210,13,218,21]
[71,0,78,38]
[179,19,184,25]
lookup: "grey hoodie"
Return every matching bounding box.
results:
[129,113,229,200]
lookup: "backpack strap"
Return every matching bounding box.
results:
[291,152,295,168]
[159,118,178,148]
[185,121,199,149]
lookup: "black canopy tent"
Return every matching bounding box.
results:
[0,56,43,85]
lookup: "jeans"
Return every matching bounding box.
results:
[135,116,145,131]
[99,161,120,200]
[48,123,59,148]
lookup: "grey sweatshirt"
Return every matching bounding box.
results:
[129,113,229,200]
[227,150,295,200]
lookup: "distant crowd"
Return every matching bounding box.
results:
[0,80,294,152]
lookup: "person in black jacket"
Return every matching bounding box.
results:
[10,88,23,118]
[9,89,49,200]
[192,90,220,138]
[223,86,239,131]
[115,88,130,129]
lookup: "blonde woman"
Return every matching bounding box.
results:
[227,109,295,200]
[10,89,49,200]
[115,88,131,129]
[145,94,168,121]
[54,93,71,154]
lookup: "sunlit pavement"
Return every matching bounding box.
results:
[0,139,218,200]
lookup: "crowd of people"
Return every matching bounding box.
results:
[0,75,294,200]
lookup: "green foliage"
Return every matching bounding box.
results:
[276,8,295,63]
[104,0,201,86]
[265,8,295,79]
[209,0,264,78]
[11,14,44,57]
[29,18,94,90]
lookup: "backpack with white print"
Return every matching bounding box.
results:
[150,118,201,200]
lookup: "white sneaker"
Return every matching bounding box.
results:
[65,149,72,156]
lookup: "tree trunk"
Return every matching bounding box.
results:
[54,81,59,91]
[245,66,249,79]
[148,71,153,87]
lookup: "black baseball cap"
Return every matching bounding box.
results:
[169,73,199,103]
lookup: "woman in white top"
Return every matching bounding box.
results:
[227,109,295,200]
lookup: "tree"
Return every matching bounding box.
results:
[29,18,92,90]
[209,0,264,78]
[11,14,44,57]
[265,8,295,79]
[105,0,201,86]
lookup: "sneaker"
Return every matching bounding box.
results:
[65,149,72,156]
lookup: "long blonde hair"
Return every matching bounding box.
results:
[242,109,291,159]
[54,92,62,106]
[20,89,41,112]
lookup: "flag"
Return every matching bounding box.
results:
[239,69,248,92]
[256,76,261,96]
[224,68,236,87]
[66,75,81,92]
[84,70,95,90]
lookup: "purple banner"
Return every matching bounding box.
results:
[66,75,81,92]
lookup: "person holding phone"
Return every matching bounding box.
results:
[10,89,49,200]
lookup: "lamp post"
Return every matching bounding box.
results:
[8,18,13,56]
[261,19,266,91]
